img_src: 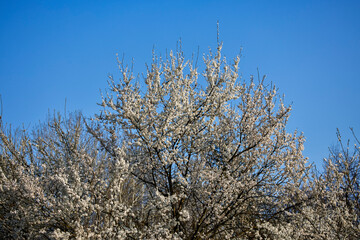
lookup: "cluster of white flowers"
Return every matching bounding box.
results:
[0,113,141,239]
[1,42,359,239]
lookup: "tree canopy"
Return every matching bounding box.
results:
[0,41,359,239]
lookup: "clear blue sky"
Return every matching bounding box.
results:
[1,0,359,169]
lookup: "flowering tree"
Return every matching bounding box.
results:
[274,129,360,240]
[0,113,140,239]
[303,129,360,239]
[322,130,360,238]
[1,41,317,239]
[94,43,310,239]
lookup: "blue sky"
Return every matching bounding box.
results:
[1,0,359,169]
